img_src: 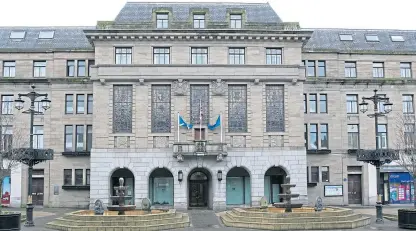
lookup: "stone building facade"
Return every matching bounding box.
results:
[0,2,414,209]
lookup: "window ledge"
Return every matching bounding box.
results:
[109,133,134,137]
[307,149,331,154]
[347,149,359,154]
[62,151,91,156]
[227,132,250,136]
[307,182,318,187]
[62,185,90,190]
[149,133,173,137]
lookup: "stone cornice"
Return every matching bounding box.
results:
[306,77,416,86]
[95,64,301,68]
[84,29,312,43]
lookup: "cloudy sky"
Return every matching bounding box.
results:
[0,0,414,30]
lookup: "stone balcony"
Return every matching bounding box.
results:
[173,140,228,162]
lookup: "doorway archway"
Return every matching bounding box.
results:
[188,168,212,208]
[226,167,251,205]
[149,168,174,206]
[264,166,288,204]
[110,168,135,205]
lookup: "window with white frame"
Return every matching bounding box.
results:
[266,48,282,65]
[193,14,205,28]
[191,47,208,64]
[400,62,412,78]
[346,94,358,114]
[33,125,44,149]
[377,124,388,149]
[373,62,384,78]
[229,48,245,64]
[230,14,242,28]
[402,94,414,114]
[1,95,13,115]
[345,61,357,78]
[0,126,13,151]
[115,47,132,64]
[153,47,170,64]
[33,61,46,77]
[347,124,360,149]
[3,61,15,77]
[156,13,169,29]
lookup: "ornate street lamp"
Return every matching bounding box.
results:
[14,85,53,227]
[357,89,397,224]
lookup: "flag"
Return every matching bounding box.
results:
[179,115,193,129]
[208,115,221,130]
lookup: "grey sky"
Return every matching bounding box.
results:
[0,0,415,30]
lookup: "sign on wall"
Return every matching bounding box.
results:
[324,185,343,197]
[1,176,11,206]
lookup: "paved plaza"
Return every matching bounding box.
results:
[1,205,408,231]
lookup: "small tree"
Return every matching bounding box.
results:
[0,114,29,213]
[394,113,416,208]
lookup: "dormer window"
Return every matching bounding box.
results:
[391,35,405,42]
[339,34,353,41]
[38,31,55,39]
[193,14,205,29]
[365,34,379,42]
[230,14,242,29]
[156,13,169,29]
[10,31,26,39]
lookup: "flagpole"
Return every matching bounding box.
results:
[220,113,223,143]
[199,99,202,140]
[177,112,180,142]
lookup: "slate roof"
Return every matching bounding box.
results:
[304,28,416,54]
[114,2,282,24]
[0,27,94,52]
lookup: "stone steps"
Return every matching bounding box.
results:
[45,210,190,231]
[220,207,372,230]
[53,213,186,227]
[225,210,364,223]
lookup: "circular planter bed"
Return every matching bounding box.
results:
[0,212,21,231]
[398,209,416,230]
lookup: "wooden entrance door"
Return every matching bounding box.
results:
[348,174,362,204]
[189,181,208,207]
[32,178,44,206]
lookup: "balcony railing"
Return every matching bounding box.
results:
[173,140,227,162]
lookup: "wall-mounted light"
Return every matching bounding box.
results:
[178,170,183,182]
[217,170,223,181]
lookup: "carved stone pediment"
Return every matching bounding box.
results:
[172,79,189,96]
[212,79,227,96]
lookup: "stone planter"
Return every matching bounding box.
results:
[0,213,21,231]
[398,209,416,230]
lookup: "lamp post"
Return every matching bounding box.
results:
[14,85,51,227]
[358,89,393,224]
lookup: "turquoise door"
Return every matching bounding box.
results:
[272,184,280,203]
[153,177,173,205]
[226,177,244,205]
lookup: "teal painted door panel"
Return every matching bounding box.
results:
[153,177,174,205]
[264,176,271,204]
[244,177,251,205]
[272,184,280,203]
[226,177,244,205]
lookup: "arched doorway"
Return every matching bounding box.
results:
[264,166,287,204]
[110,168,135,205]
[188,168,211,208]
[149,168,174,206]
[226,167,251,205]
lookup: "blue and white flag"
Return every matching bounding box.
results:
[207,115,221,130]
[179,114,193,129]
